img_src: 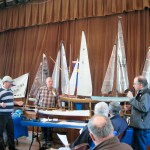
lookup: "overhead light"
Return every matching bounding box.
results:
[6,0,16,7]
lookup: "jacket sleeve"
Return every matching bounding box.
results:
[70,126,91,148]
[130,93,150,113]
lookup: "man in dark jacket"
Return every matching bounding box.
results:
[87,115,132,150]
[69,102,109,149]
[109,101,128,135]
[127,76,150,150]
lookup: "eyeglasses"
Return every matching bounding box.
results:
[133,82,140,85]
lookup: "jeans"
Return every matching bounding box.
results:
[41,127,52,143]
[132,128,150,150]
[0,115,15,150]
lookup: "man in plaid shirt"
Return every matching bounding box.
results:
[36,77,61,148]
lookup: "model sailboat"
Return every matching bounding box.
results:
[142,47,150,88]
[77,31,92,96]
[54,31,92,97]
[65,31,92,97]
[101,17,129,96]
[52,43,69,95]
[52,50,60,90]
[28,53,49,99]
[66,59,79,95]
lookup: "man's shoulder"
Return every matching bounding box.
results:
[119,142,133,150]
[141,88,150,95]
[52,87,57,91]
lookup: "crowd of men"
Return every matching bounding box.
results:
[0,75,150,150]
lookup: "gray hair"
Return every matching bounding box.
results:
[94,102,109,117]
[109,101,121,115]
[88,115,113,138]
[136,76,148,87]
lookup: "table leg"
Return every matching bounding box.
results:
[36,127,41,148]
[29,126,41,150]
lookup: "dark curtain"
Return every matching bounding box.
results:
[0,9,149,96]
[0,0,149,32]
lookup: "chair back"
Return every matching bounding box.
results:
[118,131,126,140]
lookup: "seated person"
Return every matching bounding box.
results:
[69,102,109,149]
[109,101,128,135]
[88,115,133,150]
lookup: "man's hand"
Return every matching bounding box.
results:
[127,91,133,99]
[65,144,70,147]
[15,101,24,106]
[0,102,6,108]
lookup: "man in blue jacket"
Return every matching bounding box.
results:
[109,101,128,135]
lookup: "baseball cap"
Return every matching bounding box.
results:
[2,76,15,85]
[2,76,13,82]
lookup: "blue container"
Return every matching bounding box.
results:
[75,103,83,110]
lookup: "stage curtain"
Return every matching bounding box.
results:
[0,9,149,96]
[0,0,149,32]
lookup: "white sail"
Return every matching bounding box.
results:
[52,51,60,90]
[142,48,150,88]
[77,31,92,96]
[11,73,29,98]
[60,43,69,94]
[101,17,129,95]
[29,54,49,98]
[41,53,50,85]
[29,62,42,98]
[116,18,129,93]
[66,59,79,95]
[0,78,2,87]
[101,45,116,94]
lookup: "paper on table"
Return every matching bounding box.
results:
[57,134,68,146]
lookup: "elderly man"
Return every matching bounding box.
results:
[0,76,22,150]
[88,115,132,150]
[36,77,61,148]
[69,102,109,149]
[127,76,150,150]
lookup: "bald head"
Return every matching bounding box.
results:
[88,115,114,139]
[92,115,107,129]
